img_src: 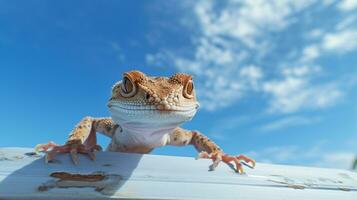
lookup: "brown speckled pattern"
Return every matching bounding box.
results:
[36,70,254,173]
[190,131,222,154]
[110,70,197,111]
[67,117,119,144]
[167,128,222,155]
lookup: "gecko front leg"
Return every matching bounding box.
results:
[168,127,255,174]
[35,117,119,164]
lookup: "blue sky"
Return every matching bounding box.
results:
[0,0,356,169]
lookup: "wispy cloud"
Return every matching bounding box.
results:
[109,41,126,63]
[262,66,342,113]
[301,45,320,62]
[259,116,321,132]
[247,141,356,169]
[322,29,357,52]
[315,152,356,169]
[338,0,357,11]
[207,115,253,141]
[247,146,299,163]
[147,0,356,113]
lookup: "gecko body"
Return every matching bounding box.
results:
[36,70,255,173]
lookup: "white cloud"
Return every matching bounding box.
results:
[259,116,320,132]
[263,79,342,113]
[239,65,263,89]
[240,65,263,80]
[338,0,357,11]
[170,35,264,110]
[170,0,321,111]
[109,41,126,63]
[298,19,357,64]
[207,115,252,141]
[247,143,356,169]
[147,0,353,112]
[146,51,174,68]
[322,29,357,52]
[322,0,337,6]
[301,17,357,61]
[301,45,320,62]
[281,65,320,76]
[316,152,356,169]
[193,0,316,48]
[336,15,357,30]
[263,66,342,113]
[257,146,299,163]
[307,29,324,39]
[247,145,300,164]
[194,37,234,65]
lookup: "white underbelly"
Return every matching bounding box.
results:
[110,127,172,150]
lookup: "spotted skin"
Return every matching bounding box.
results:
[36,70,255,174]
[36,117,120,164]
[67,117,119,144]
[190,131,222,153]
[167,128,222,153]
[110,71,197,111]
[167,128,255,173]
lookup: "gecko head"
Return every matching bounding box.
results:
[107,70,200,127]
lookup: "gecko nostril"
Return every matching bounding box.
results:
[145,93,151,100]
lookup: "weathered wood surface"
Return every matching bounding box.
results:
[0,147,356,200]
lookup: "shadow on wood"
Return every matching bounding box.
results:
[0,148,142,199]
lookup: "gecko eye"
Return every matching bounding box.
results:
[183,79,194,99]
[120,76,137,97]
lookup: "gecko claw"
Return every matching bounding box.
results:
[35,141,100,165]
[233,160,244,174]
[35,142,60,163]
[196,151,223,171]
[221,154,254,174]
[45,153,50,163]
[236,154,256,169]
[70,145,79,165]
[35,141,58,153]
[196,151,209,160]
[209,164,217,171]
[196,151,255,174]
[210,154,222,171]
[93,144,103,151]
[87,151,96,161]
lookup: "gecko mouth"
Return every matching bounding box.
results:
[108,100,199,126]
[107,100,199,113]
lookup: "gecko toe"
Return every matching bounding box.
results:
[87,151,96,161]
[236,154,256,169]
[70,146,79,165]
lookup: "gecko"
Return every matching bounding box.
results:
[35,70,255,173]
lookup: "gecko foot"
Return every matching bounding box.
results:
[35,141,59,153]
[35,141,102,164]
[196,151,255,174]
[236,154,255,168]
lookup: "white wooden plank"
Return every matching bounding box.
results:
[0,147,356,199]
